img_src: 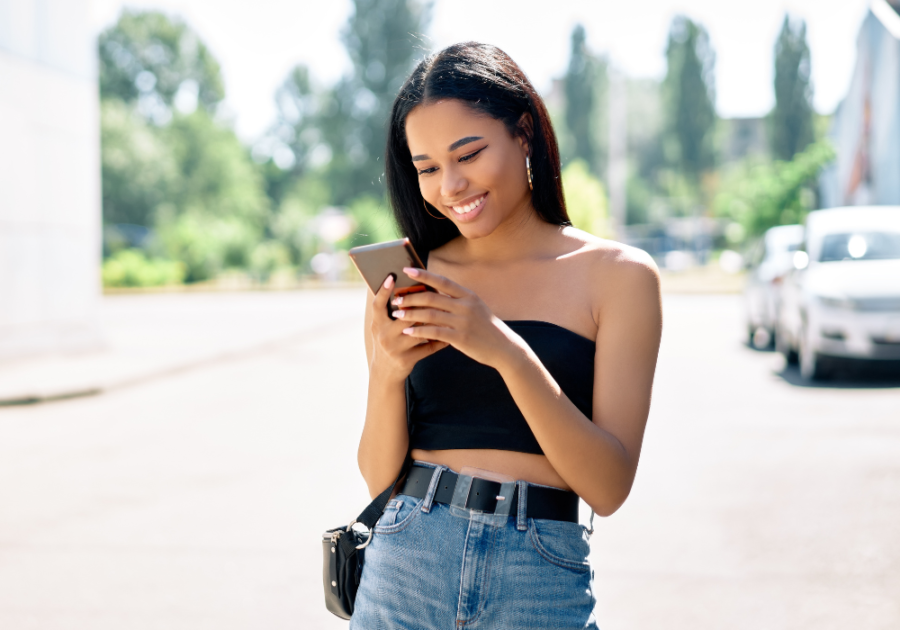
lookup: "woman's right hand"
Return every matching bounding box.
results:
[369,275,448,382]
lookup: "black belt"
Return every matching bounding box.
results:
[399,464,579,523]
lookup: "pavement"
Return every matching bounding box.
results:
[1,290,899,629]
[0,288,366,406]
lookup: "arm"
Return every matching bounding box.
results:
[393,253,662,516]
[496,254,661,515]
[358,276,448,497]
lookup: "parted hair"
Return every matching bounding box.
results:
[385,42,570,257]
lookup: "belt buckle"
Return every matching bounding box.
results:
[450,473,474,510]
[493,481,517,517]
[450,474,516,517]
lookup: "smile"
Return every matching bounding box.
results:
[448,194,487,219]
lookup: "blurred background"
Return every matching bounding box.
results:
[1,0,899,628]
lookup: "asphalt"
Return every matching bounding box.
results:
[0,290,898,629]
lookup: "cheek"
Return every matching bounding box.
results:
[419,177,440,204]
[479,153,518,192]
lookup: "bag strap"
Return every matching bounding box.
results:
[354,452,413,530]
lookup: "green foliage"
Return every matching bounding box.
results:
[98,9,224,116]
[769,15,814,161]
[249,241,293,282]
[714,140,835,237]
[562,160,610,236]
[340,196,400,249]
[100,99,176,226]
[162,111,269,230]
[563,25,606,175]
[329,0,432,202]
[268,177,329,269]
[102,249,185,287]
[663,15,717,182]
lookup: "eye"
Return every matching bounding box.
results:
[459,146,486,162]
[416,166,438,176]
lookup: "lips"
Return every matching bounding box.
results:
[446,193,487,222]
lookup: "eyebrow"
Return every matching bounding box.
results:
[411,136,484,162]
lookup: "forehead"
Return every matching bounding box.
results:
[405,99,509,153]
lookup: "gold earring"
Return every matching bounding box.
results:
[424,200,447,220]
[526,156,534,191]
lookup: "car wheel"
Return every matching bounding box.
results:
[799,324,832,381]
[776,323,798,365]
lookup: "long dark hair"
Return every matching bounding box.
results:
[385,42,570,257]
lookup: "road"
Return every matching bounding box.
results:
[0,291,898,629]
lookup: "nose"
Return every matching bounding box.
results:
[440,165,467,200]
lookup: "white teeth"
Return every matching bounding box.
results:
[453,195,484,214]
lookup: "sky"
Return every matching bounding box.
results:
[89,0,873,142]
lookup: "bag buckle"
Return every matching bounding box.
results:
[346,520,374,550]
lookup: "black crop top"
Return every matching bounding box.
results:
[406,320,595,455]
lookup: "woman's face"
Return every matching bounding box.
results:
[404,99,531,240]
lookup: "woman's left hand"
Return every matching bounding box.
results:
[391,267,523,369]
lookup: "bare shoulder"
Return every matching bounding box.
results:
[560,226,660,289]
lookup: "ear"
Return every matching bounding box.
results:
[516,112,534,156]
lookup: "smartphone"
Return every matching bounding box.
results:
[348,238,435,318]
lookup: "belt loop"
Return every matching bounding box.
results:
[516,480,528,531]
[420,465,445,513]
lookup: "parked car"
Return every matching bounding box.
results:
[777,206,900,380]
[743,224,804,348]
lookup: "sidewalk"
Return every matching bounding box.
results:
[0,288,366,406]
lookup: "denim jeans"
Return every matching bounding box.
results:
[350,463,599,629]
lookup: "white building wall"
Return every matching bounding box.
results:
[822,1,900,208]
[0,0,102,360]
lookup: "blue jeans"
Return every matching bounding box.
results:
[350,463,599,629]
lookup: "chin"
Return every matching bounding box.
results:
[456,222,497,240]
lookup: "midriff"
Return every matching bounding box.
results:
[410,448,572,491]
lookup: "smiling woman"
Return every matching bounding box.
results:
[351,42,663,629]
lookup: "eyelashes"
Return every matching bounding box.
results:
[416,146,487,176]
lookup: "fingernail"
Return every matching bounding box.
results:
[402,327,415,335]
[393,309,405,318]
[392,297,403,306]
[403,267,419,277]
[383,275,394,288]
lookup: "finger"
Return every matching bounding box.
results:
[371,274,395,320]
[403,268,469,299]
[393,308,457,328]
[391,290,455,312]
[407,340,449,361]
[401,324,455,344]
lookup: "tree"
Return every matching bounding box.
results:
[100,99,176,228]
[662,16,717,183]
[562,160,609,236]
[328,0,432,202]
[769,15,814,161]
[563,25,603,175]
[155,110,270,281]
[98,10,224,119]
[714,140,835,237]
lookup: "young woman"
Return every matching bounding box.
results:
[353,42,662,629]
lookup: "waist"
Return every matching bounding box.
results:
[401,462,580,523]
[410,448,572,491]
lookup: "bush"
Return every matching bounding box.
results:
[102,249,185,287]
[562,160,610,237]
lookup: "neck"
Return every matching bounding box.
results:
[457,198,560,264]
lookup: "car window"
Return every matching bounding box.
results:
[818,231,900,262]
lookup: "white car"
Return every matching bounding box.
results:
[743,224,804,348]
[777,206,900,380]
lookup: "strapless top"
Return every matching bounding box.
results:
[406,320,595,455]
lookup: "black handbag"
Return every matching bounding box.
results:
[322,456,411,619]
